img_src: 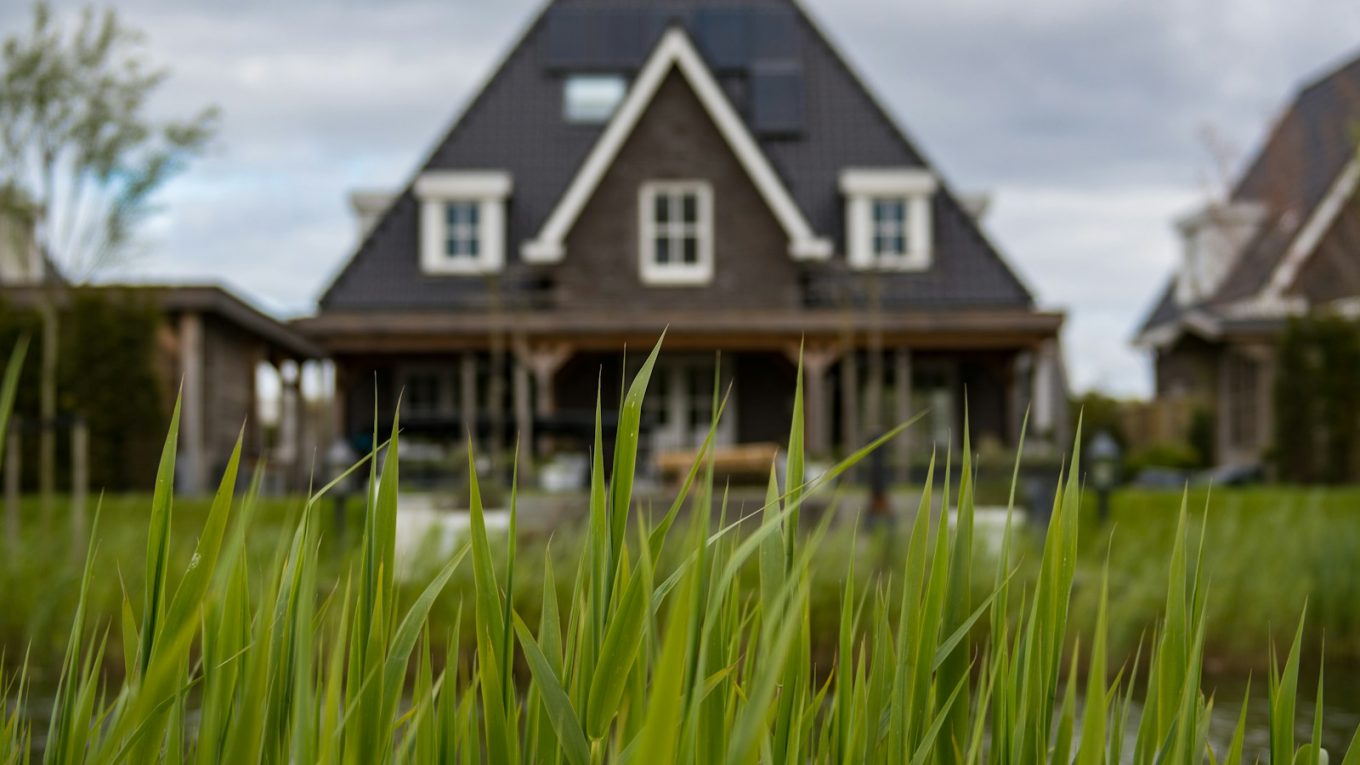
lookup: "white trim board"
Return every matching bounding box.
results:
[839,168,937,272]
[521,27,832,263]
[1262,156,1360,300]
[415,170,514,275]
[1131,309,1223,350]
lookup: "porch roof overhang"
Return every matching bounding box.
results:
[2,283,325,359]
[295,308,1064,354]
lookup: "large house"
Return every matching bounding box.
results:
[1135,51,1360,468]
[299,0,1068,476]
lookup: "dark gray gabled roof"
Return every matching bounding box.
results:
[321,0,1034,312]
[1138,48,1360,337]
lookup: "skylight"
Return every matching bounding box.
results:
[563,74,626,123]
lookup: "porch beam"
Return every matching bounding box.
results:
[514,341,573,419]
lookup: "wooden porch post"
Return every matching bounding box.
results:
[894,349,913,482]
[788,345,840,457]
[331,361,348,449]
[1216,351,1232,467]
[460,353,478,451]
[515,342,572,457]
[280,359,302,492]
[1008,350,1032,447]
[840,351,860,454]
[179,311,206,494]
[1254,348,1276,465]
[513,358,533,471]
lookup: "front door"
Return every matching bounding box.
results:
[650,356,737,455]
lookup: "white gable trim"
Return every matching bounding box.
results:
[1131,309,1223,350]
[521,27,832,263]
[1262,156,1360,300]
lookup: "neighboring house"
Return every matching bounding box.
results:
[299,0,1068,474]
[0,278,324,493]
[1135,51,1360,468]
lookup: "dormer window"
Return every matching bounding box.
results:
[840,168,937,271]
[1173,201,1266,306]
[564,74,626,123]
[638,180,713,285]
[414,171,513,275]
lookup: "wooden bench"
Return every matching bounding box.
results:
[655,442,782,485]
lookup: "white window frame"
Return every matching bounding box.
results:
[840,168,937,272]
[414,171,513,275]
[638,180,714,286]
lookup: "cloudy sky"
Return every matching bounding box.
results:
[3,0,1359,396]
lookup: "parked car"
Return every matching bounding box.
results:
[1195,463,1265,487]
[1130,466,1193,489]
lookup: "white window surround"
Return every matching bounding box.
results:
[638,180,714,285]
[522,27,831,264]
[1173,201,1266,306]
[840,168,937,272]
[414,170,513,275]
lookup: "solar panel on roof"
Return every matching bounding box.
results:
[750,60,804,135]
[542,3,805,135]
[750,7,798,62]
[543,4,798,72]
[693,8,752,70]
[543,8,659,70]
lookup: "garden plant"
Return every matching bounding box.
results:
[0,336,1354,763]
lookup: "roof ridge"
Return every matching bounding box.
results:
[1295,45,1360,97]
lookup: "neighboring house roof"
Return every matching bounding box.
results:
[320,0,1034,313]
[1137,48,1360,343]
[0,283,324,359]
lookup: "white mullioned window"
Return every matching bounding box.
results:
[871,197,909,259]
[638,180,713,285]
[444,201,480,259]
[414,171,513,275]
[840,168,937,271]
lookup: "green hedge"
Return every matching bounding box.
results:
[0,288,166,491]
[1274,314,1360,483]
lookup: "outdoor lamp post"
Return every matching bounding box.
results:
[1089,431,1122,524]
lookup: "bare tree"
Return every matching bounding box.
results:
[0,2,218,514]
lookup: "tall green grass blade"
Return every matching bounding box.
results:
[513,612,591,765]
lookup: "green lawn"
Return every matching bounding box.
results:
[4,484,1358,688]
